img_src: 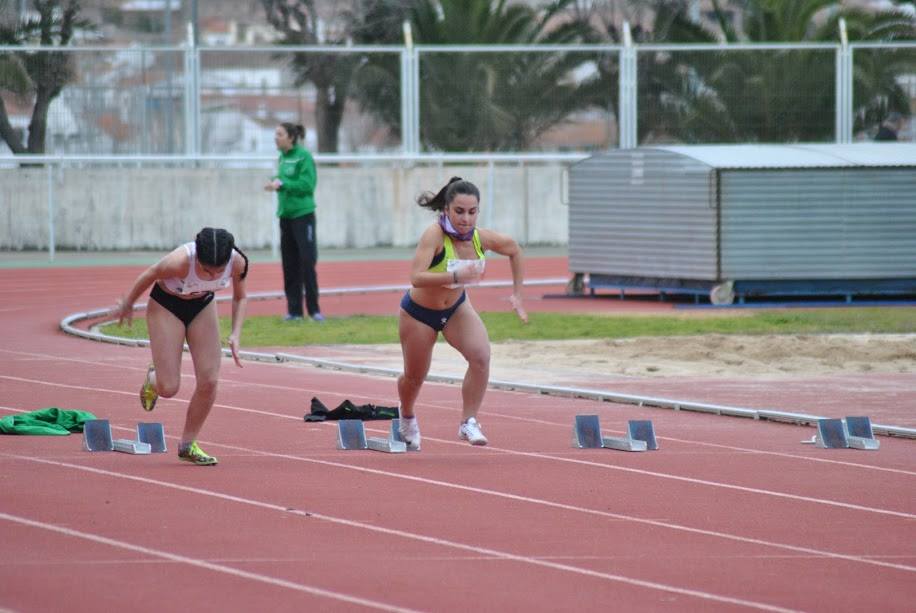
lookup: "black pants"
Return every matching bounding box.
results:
[280,213,320,317]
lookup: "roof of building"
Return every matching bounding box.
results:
[651,143,916,169]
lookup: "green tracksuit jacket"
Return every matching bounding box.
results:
[273,144,317,219]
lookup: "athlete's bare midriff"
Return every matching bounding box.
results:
[409,285,465,310]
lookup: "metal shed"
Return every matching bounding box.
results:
[567,144,916,303]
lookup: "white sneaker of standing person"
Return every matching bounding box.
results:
[398,415,421,451]
[459,417,488,446]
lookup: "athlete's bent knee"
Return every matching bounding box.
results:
[399,372,426,389]
[465,349,490,373]
[158,379,180,398]
[194,374,218,398]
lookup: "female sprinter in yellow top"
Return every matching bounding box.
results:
[397,177,527,450]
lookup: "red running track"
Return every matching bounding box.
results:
[0,258,914,612]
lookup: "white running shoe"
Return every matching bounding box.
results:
[459,417,488,446]
[398,416,421,451]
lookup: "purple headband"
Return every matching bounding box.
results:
[438,213,474,242]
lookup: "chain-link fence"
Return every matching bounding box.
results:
[198,47,403,155]
[635,44,840,144]
[3,42,914,157]
[2,47,188,154]
[415,47,620,152]
[852,44,916,141]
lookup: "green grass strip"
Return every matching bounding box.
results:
[101,307,916,346]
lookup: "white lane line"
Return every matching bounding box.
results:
[0,459,798,612]
[1,375,914,521]
[0,511,420,613]
[0,423,912,575]
[1,348,913,477]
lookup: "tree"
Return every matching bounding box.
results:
[351,0,599,151]
[0,0,91,154]
[422,0,599,151]
[572,0,716,144]
[577,1,915,144]
[341,1,410,145]
[645,0,916,143]
[261,0,412,153]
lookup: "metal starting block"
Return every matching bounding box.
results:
[83,420,167,454]
[845,416,880,450]
[338,419,407,453]
[337,419,368,450]
[627,420,659,450]
[573,415,657,452]
[801,416,879,450]
[137,422,168,453]
[367,419,407,453]
[83,419,114,452]
[367,436,407,453]
[572,415,603,448]
[113,439,152,454]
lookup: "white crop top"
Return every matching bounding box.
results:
[161,242,234,296]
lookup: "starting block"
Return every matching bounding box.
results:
[801,416,880,450]
[367,419,407,453]
[573,415,657,452]
[845,416,880,450]
[83,420,167,454]
[337,419,368,450]
[83,419,114,452]
[627,420,659,450]
[338,419,407,453]
[137,422,168,453]
[113,439,152,454]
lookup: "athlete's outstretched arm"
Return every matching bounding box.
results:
[113,248,188,326]
[480,229,527,323]
[227,254,248,367]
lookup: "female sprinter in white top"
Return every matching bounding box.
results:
[112,227,249,465]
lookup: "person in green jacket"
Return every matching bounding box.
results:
[264,122,323,321]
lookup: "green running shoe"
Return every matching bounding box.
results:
[178,441,218,466]
[139,364,158,412]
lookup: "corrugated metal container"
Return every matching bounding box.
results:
[568,144,916,303]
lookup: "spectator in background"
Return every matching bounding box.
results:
[875,112,904,141]
[265,122,323,322]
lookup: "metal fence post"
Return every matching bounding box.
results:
[184,42,194,155]
[46,162,55,261]
[412,47,421,154]
[619,22,637,149]
[486,160,495,229]
[184,24,201,155]
[836,18,853,143]
[400,49,411,154]
[401,22,416,155]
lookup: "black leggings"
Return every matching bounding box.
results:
[280,213,321,317]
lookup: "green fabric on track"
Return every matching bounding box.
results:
[0,408,98,435]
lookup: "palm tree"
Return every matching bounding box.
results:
[571,0,724,144]
[643,0,916,143]
[352,0,599,151]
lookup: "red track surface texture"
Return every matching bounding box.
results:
[1,258,914,612]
